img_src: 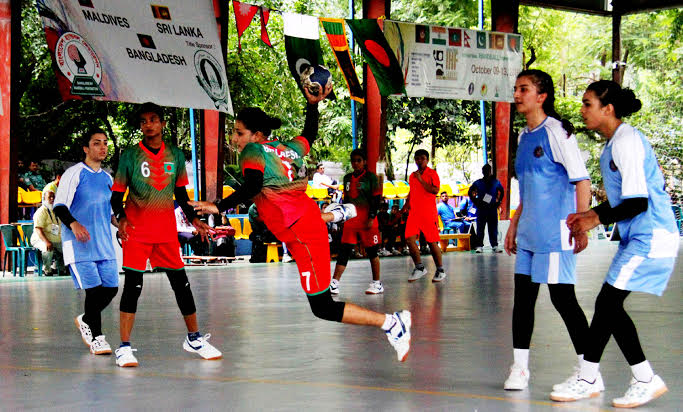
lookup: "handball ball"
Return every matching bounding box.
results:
[300,64,332,97]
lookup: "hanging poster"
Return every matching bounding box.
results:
[383,20,523,102]
[35,0,232,113]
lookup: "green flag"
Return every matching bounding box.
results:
[346,19,405,96]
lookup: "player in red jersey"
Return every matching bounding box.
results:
[402,149,445,282]
[329,148,385,295]
[110,103,221,367]
[191,84,412,361]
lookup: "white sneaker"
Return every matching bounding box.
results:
[115,346,139,367]
[365,280,384,294]
[475,247,484,253]
[183,334,222,360]
[493,246,503,253]
[378,248,392,257]
[90,335,112,355]
[74,314,93,347]
[391,249,401,256]
[612,375,667,408]
[504,363,530,390]
[553,367,605,392]
[432,268,447,282]
[385,310,411,361]
[324,203,357,223]
[329,279,340,295]
[283,255,293,263]
[550,377,602,402]
[408,266,427,282]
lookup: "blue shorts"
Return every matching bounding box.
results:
[69,259,119,290]
[515,249,576,284]
[606,247,676,296]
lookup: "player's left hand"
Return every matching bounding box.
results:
[192,217,212,243]
[569,230,589,254]
[566,209,600,234]
[189,200,219,215]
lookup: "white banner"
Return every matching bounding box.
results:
[36,0,232,113]
[383,21,523,102]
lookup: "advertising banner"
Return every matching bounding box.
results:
[36,0,232,113]
[383,20,523,102]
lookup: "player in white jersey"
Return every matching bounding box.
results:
[53,129,119,356]
[550,81,678,408]
[503,70,594,392]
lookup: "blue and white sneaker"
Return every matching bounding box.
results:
[385,310,412,362]
[183,334,222,360]
[329,279,340,295]
[324,203,357,223]
[115,346,138,367]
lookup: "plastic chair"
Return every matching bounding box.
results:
[242,219,253,238]
[312,187,329,200]
[393,180,410,199]
[439,184,454,197]
[19,224,43,276]
[228,218,245,240]
[383,181,397,199]
[223,185,235,198]
[305,184,315,198]
[0,224,22,277]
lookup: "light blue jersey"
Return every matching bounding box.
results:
[516,117,590,253]
[55,163,116,266]
[601,124,679,295]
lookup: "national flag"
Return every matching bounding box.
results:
[415,25,429,44]
[463,30,472,47]
[346,18,405,96]
[232,0,258,51]
[78,0,94,8]
[476,31,487,49]
[431,26,447,46]
[151,5,171,20]
[489,33,504,50]
[448,28,461,47]
[137,34,156,49]
[320,18,364,103]
[507,34,521,52]
[164,162,175,174]
[259,7,272,47]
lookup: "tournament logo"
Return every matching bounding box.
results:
[480,84,487,96]
[609,160,618,172]
[55,32,104,97]
[194,50,230,112]
[468,82,475,95]
[533,146,544,158]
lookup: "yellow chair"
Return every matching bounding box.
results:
[242,219,252,238]
[456,184,469,197]
[393,180,410,199]
[439,184,454,197]
[223,185,235,198]
[305,184,315,198]
[383,181,397,199]
[20,189,42,205]
[185,188,195,200]
[312,187,329,200]
[228,218,245,239]
[266,243,280,263]
[438,215,444,232]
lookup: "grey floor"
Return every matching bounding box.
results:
[0,241,680,411]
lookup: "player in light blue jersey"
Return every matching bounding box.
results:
[54,129,119,356]
[550,81,678,408]
[503,70,593,392]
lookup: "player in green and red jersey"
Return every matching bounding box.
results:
[330,149,384,295]
[191,81,412,361]
[110,103,221,368]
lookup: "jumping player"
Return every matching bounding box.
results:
[110,103,221,367]
[402,149,445,282]
[329,149,384,295]
[550,81,678,408]
[191,84,412,361]
[53,129,119,356]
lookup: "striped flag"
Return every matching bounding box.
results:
[320,18,364,103]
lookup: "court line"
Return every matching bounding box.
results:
[0,364,612,411]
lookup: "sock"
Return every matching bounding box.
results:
[188,331,202,341]
[119,341,131,348]
[579,360,600,382]
[631,360,654,382]
[577,354,584,366]
[381,314,394,331]
[415,263,425,271]
[513,348,529,369]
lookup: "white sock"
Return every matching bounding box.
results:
[579,360,600,383]
[513,348,529,369]
[381,313,394,331]
[631,360,654,382]
[577,354,584,366]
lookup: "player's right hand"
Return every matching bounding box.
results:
[70,221,91,242]
[504,224,517,256]
[189,201,219,215]
[117,217,134,242]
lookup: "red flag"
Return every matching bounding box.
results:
[233,0,258,51]
[259,7,272,47]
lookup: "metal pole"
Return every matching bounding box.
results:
[479,0,487,164]
[189,108,200,202]
[349,0,357,149]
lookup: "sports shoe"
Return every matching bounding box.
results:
[329,278,340,295]
[475,247,484,253]
[90,335,112,355]
[385,310,411,361]
[365,280,384,294]
[504,363,530,390]
[432,268,447,282]
[391,248,402,256]
[553,367,605,392]
[493,246,503,253]
[115,346,138,367]
[74,314,93,347]
[378,248,392,257]
[612,375,667,408]
[408,266,427,282]
[324,203,357,223]
[183,333,222,360]
[550,377,602,402]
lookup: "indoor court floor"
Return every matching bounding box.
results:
[0,241,680,411]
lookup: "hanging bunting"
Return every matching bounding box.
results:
[259,7,272,47]
[346,19,406,96]
[320,18,364,103]
[233,0,258,51]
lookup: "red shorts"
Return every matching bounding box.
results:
[341,224,381,247]
[268,201,331,295]
[122,239,184,272]
[405,213,440,243]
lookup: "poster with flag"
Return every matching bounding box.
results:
[35,0,232,113]
[320,18,364,103]
[346,19,405,97]
[383,20,522,102]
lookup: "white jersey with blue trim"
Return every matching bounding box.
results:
[515,116,589,253]
[600,123,678,257]
[54,162,116,265]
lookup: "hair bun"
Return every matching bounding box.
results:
[620,88,642,116]
[267,116,282,130]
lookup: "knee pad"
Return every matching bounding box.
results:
[120,271,143,313]
[365,245,379,260]
[336,244,353,267]
[307,290,345,322]
[167,270,196,316]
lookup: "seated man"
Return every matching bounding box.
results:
[437,192,465,233]
[23,159,47,191]
[30,189,65,276]
[175,202,208,256]
[457,196,477,234]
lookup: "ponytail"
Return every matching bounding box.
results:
[517,69,574,136]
